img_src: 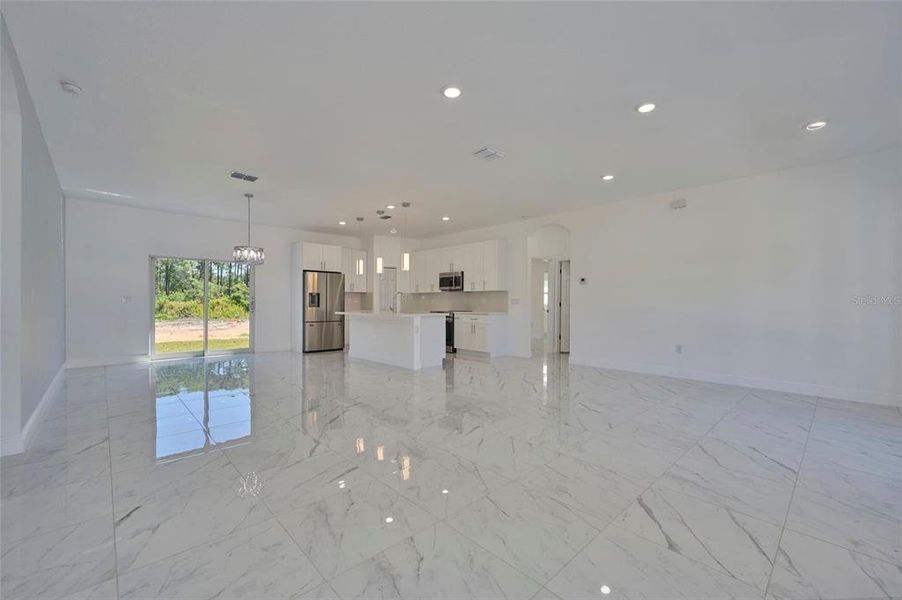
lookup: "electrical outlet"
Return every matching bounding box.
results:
[675,344,683,354]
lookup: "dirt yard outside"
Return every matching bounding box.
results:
[154,318,250,352]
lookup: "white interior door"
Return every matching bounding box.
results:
[559,260,571,353]
[379,267,397,311]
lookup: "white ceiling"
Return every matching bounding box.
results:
[3,1,900,237]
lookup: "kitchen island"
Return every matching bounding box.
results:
[337,311,446,370]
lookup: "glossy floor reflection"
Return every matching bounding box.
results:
[2,352,901,599]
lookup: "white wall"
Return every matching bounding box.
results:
[1,46,23,455]
[416,147,902,406]
[65,198,362,366]
[570,147,901,406]
[1,17,66,455]
[530,260,547,340]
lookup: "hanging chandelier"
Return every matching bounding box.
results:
[233,193,265,264]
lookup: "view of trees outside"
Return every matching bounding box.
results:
[153,258,251,354]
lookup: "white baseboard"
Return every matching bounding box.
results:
[20,364,66,450]
[253,346,292,354]
[0,432,24,457]
[568,354,901,408]
[65,355,150,369]
[64,349,292,369]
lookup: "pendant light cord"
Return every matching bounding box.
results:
[245,193,253,246]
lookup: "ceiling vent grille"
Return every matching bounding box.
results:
[473,147,504,161]
[230,171,259,182]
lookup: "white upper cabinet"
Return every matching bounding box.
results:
[461,242,484,291]
[343,249,367,292]
[424,248,442,292]
[411,251,427,293]
[322,244,343,271]
[302,242,344,272]
[408,240,505,293]
[482,240,504,291]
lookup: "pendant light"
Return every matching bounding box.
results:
[233,193,265,264]
[355,217,365,276]
[401,202,411,271]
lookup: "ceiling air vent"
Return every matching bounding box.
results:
[230,171,259,182]
[473,147,504,161]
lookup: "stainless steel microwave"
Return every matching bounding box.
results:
[439,271,464,291]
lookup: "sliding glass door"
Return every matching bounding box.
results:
[153,258,206,356]
[152,257,254,358]
[206,260,252,353]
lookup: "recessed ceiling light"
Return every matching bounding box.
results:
[442,489,449,494]
[805,120,827,131]
[386,204,396,209]
[600,585,611,595]
[59,79,82,95]
[442,85,462,99]
[602,174,615,181]
[338,221,346,225]
[635,102,656,113]
[441,216,451,222]
[390,228,397,234]
[384,516,394,524]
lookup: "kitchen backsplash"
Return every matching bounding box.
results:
[345,292,371,311]
[400,291,508,313]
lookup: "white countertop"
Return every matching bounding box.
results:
[336,311,445,319]
[421,311,508,316]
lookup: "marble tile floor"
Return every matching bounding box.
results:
[1,351,901,599]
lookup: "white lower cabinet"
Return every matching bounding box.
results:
[454,314,507,356]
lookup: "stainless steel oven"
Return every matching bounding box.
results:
[439,271,464,291]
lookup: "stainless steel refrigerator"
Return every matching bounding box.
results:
[303,270,345,352]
